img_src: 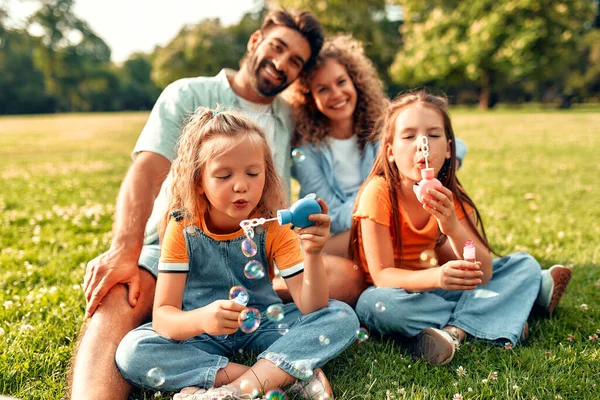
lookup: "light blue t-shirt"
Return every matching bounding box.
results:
[134,69,294,244]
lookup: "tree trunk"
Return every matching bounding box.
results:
[479,71,490,110]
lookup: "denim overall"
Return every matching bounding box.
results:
[355,252,541,346]
[116,224,359,391]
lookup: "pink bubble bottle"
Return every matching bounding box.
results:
[463,240,476,262]
[413,136,442,203]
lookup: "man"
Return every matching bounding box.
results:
[70,10,351,400]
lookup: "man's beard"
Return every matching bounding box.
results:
[248,53,290,97]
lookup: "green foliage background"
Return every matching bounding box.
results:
[1,1,599,114]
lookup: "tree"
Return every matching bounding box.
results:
[0,5,52,114]
[28,0,117,111]
[563,29,600,101]
[151,13,262,88]
[389,0,595,109]
[118,53,161,110]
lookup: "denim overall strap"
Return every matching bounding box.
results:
[182,224,282,312]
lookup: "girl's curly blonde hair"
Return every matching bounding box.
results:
[287,34,388,151]
[158,107,287,240]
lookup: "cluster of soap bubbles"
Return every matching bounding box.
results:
[291,148,305,163]
[319,335,331,345]
[228,286,287,334]
[229,286,260,333]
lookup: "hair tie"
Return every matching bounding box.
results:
[211,109,220,117]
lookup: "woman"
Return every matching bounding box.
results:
[287,35,388,257]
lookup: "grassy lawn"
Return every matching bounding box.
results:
[1,109,599,399]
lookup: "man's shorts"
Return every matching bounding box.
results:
[138,242,160,278]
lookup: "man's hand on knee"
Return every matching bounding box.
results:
[84,248,142,318]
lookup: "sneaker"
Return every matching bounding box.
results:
[536,265,572,317]
[287,367,333,399]
[410,327,460,365]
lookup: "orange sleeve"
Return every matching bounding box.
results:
[454,198,474,220]
[265,222,304,279]
[353,176,392,227]
[158,219,189,273]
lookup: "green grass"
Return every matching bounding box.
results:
[1,110,599,399]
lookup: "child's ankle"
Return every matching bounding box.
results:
[443,326,466,342]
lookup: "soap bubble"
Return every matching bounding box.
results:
[244,227,254,240]
[277,323,289,335]
[291,148,306,163]
[239,308,261,333]
[229,286,249,306]
[356,327,369,343]
[375,301,386,312]
[241,238,257,257]
[244,260,265,280]
[420,249,438,267]
[319,335,330,345]
[266,304,285,321]
[146,367,165,387]
[265,389,285,400]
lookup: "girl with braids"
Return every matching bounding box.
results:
[115,108,358,399]
[350,91,570,366]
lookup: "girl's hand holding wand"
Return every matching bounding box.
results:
[297,198,331,255]
[422,186,460,236]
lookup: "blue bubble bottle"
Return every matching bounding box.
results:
[277,194,321,228]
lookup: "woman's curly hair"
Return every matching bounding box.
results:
[287,34,388,152]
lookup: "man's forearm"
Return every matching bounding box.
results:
[110,153,170,254]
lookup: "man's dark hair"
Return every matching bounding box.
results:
[261,10,324,69]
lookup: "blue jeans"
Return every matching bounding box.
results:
[116,300,358,391]
[355,252,541,346]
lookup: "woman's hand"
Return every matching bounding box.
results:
[422,186,460,236]
[298,198,331,255]
[437,260,484,291]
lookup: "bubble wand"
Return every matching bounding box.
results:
[420,136,430,169]
[413,136,442,204]
[240,194,321,231]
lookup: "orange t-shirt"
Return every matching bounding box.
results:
[159,214,305,280]
[353,176,474,284]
